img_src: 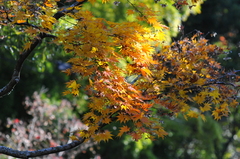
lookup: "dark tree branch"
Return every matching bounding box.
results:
[0,32,57,97]
[0,33,43,97]
[0,139,85,158]
[53,0,88,20]
[14,21,41,29]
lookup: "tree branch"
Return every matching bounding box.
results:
[0,1,90,157]
[0,34,39,97]
[0,0,88,97]
[0,139,85,158]
[53,0,88,20]
[0,33,53,97]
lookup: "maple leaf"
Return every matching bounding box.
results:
[147,17,158,25]
[193,95,205,104]
[127,9,135,15]
[154,128,168,138]
[102,117,111,124]
[209,89,220,99]
[69,135,80,141]
[39,15,56,30]
[212,109,221,120]
[130,132,142,141]
[117,113,131,123]
[200,103,212,112]
[94,131,113,142]
[66,80,80,96]
[187,110,198,118]
[195,78,206,85]
[120,104,129,110]
[23,42,32,51]
[117,126,130,137]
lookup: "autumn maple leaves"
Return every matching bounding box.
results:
[3,0,237,142]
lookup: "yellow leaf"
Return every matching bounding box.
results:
[120,104,129,110]
[179,90,187,98]
[209,89,220,99]
[66,80,80,96]
[147,17,157,25]
[200,114,206,122]
[89,78,93,86]
[201,68,208,75]
[212,109,221,120]
[200,103,212,112]
[193,95,205,104]
[195,78,206,85]
[69,135,79,141]
[187,110,198,118]
[23,42,32,51]
[183,114,188,120]
[140,67,152,77]
[68,80,80,89]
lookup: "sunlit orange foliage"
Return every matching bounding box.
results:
[1,0,238,143]
[58,5,239,141]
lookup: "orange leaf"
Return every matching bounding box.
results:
[130,132,142,141]
[127,9,135,15]
[16,20,26,23]
[23,42,32,51]
[117,126,130,137]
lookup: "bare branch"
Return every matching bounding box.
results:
[0,139,85,158]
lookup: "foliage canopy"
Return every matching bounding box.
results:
[0,0,240,158]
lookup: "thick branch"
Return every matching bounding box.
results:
[0,33,55,97]
[0,34,40,97]
[0,139,85,158]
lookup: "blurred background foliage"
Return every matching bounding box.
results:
[0,0,240,159]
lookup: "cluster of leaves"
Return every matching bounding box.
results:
[0,91,95,158]
[144,33,239,121]
[55,1,239,142]
[55,1,168,142]
[1,0,239,144]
